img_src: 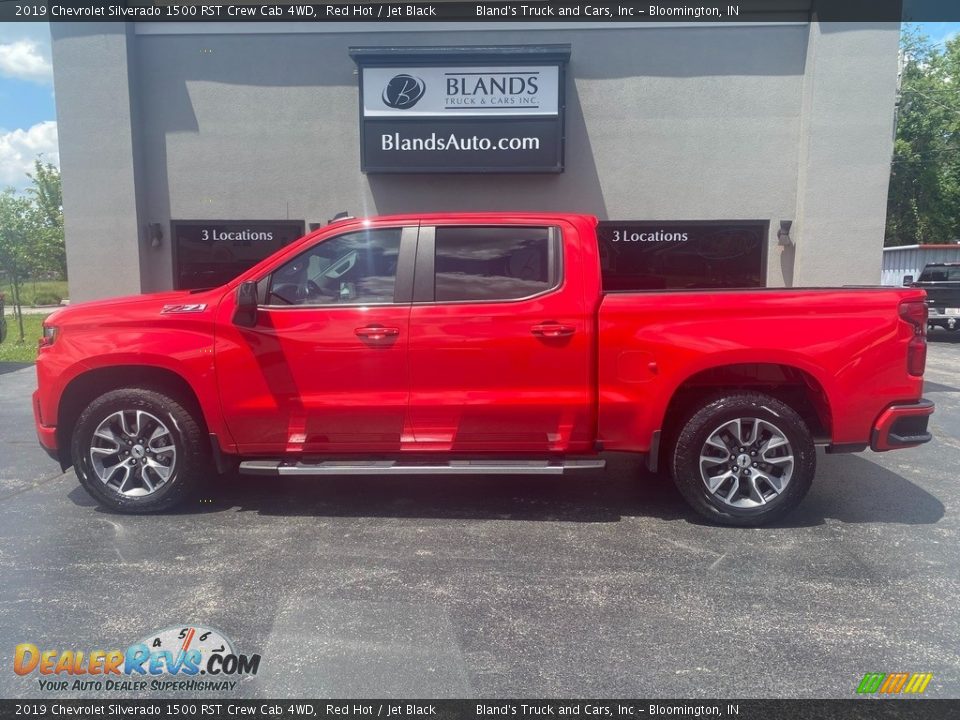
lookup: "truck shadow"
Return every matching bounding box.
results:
[928,328,960,344]
[779,453,945,527]
[0,362,32,376]
[925,380,960,393]
[106,451,946,528]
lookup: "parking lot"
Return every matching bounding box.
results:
[0,336,958,699]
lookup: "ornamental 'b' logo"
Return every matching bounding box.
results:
[382,74,425,110]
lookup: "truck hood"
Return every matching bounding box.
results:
[44,287,227,327]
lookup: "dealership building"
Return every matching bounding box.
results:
[50,9,901,302]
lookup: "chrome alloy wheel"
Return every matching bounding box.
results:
[89,410,177,497]
[698,417,795,509]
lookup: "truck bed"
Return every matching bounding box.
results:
[596,286,926,452]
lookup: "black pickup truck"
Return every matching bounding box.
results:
[912,262,960,331]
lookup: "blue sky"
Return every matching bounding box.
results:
[914,21,960,46]
[0,19,957,190]
[0,22,57,190]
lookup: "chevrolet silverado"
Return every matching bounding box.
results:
[34,213,934,525]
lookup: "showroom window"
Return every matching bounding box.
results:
[267,228,403,306]
[171,220,304,290]
[433,226,559,302]
[597,221,768,290]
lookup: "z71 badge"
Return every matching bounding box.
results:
[161,303,207,314]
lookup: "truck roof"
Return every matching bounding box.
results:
[333,212,600,226]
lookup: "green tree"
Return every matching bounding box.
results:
[0,158,65,344]
[25,160,66,280]
[886,28,960,246]
[0,190,34,344]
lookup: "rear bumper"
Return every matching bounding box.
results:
[870,399,934,452]
[928,314,958,329]
[927,305,960,328]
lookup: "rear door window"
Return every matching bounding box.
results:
[433,226,559,302]
[918,267,960,282]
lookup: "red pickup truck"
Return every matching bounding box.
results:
[34,213,933,525]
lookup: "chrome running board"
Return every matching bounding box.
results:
[239,458,606,477]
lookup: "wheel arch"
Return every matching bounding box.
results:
[56,365,212,470]
[657,362,833,471]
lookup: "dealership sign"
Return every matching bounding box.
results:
[361,66,560,116]
[350,46,570,173]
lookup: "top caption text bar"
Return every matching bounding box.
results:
[1,2,957,24]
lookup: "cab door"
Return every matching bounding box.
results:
[215,225,417,454]
[406,222,593,453]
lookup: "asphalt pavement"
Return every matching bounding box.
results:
[0,336,958,699]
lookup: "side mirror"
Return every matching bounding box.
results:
[903,275,914,286]
[233,281,258,327]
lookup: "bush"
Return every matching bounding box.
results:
[32,291,61,306]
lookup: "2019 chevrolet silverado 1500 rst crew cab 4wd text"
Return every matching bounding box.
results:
[33,213,934,525]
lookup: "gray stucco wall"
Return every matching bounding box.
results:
[50,23,145,301]
[52,22,900,301]
[793,22,900,285]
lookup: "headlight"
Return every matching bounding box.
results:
[38,325,58,350]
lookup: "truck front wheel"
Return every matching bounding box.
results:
[71,388,209,513]
[670,392,815,526]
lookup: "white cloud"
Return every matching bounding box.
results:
[0,22,51,47]
[0,120,58,189]
[0,39,52,84]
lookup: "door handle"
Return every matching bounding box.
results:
[355,325,400,340]
[531,323,575,338]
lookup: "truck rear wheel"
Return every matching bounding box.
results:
[71,387,209,513]
[670,392,815,526]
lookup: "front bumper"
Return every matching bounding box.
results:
[32,389,58,461]
[870,399,934,452]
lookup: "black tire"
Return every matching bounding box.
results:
[670,392,815,527]
[71,387,210,513]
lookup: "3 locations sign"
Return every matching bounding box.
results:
[350,45,570,173]
[172,220,305,290]
[598,221,768,290]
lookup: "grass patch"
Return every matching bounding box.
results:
[0,313,51,363]
[2,280,68,307]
